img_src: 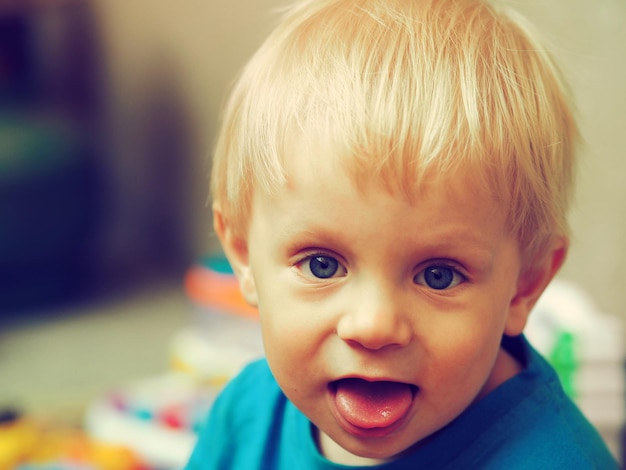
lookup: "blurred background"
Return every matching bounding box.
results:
[0,0,624,467]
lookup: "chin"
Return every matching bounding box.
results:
[322,431,412,466]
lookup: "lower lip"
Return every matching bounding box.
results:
[327,384,418,439]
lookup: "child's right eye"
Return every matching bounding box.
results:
[299,255,347,279]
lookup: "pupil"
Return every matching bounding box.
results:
[425,267,453,289]
[310,256,338,279]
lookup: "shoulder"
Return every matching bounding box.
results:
[218,357,278,399]
[474,337,620,469]
[482,409,619,469]
[208,358,284,433]
[185,359,289,469]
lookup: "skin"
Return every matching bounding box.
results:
[215,143,566,466]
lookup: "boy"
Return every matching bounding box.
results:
[186,0,619,467]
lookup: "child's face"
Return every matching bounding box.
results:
[234,146,529,464]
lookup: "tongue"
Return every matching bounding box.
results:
[335,378,413,429]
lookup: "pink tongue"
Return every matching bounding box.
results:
[335,378,413,429]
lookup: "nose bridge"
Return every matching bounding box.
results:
[336,275,412,350]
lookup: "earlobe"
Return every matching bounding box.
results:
[505,237,568,336]
[213,204,258,307]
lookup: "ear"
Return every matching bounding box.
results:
[213,203,258,307]
[505,236,568,336]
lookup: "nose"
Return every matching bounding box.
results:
[336,280,412,350]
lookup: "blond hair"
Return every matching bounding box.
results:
[211,0,578,262]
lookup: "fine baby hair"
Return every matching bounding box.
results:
[211,0,578,264]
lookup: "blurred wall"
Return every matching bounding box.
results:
[90,0,625,317]
[90,0,280,262]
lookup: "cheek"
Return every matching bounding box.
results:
[260,315,321,404]
[257,294,336,400]
[256,276,329,345]
[258,298,318,369]
[423,311,505,384]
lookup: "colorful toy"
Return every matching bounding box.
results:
[171,254,264,384]
[0,409,145,470]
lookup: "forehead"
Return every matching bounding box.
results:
[279,128,505,208]
[256,132,509,239]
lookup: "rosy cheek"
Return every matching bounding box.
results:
[426,337,487,378]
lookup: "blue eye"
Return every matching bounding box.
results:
[309,256,340,279]
[414,265,464,290]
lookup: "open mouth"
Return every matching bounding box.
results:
[329,378,419,432]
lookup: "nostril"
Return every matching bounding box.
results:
[341,336,408,352]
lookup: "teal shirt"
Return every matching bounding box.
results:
[185,336,619,469]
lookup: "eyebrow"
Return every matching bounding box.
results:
[280,221,502,261]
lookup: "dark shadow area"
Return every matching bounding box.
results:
[0,1,195,318]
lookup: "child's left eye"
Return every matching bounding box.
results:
[299,255,347,279]
[414,265,465,290]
